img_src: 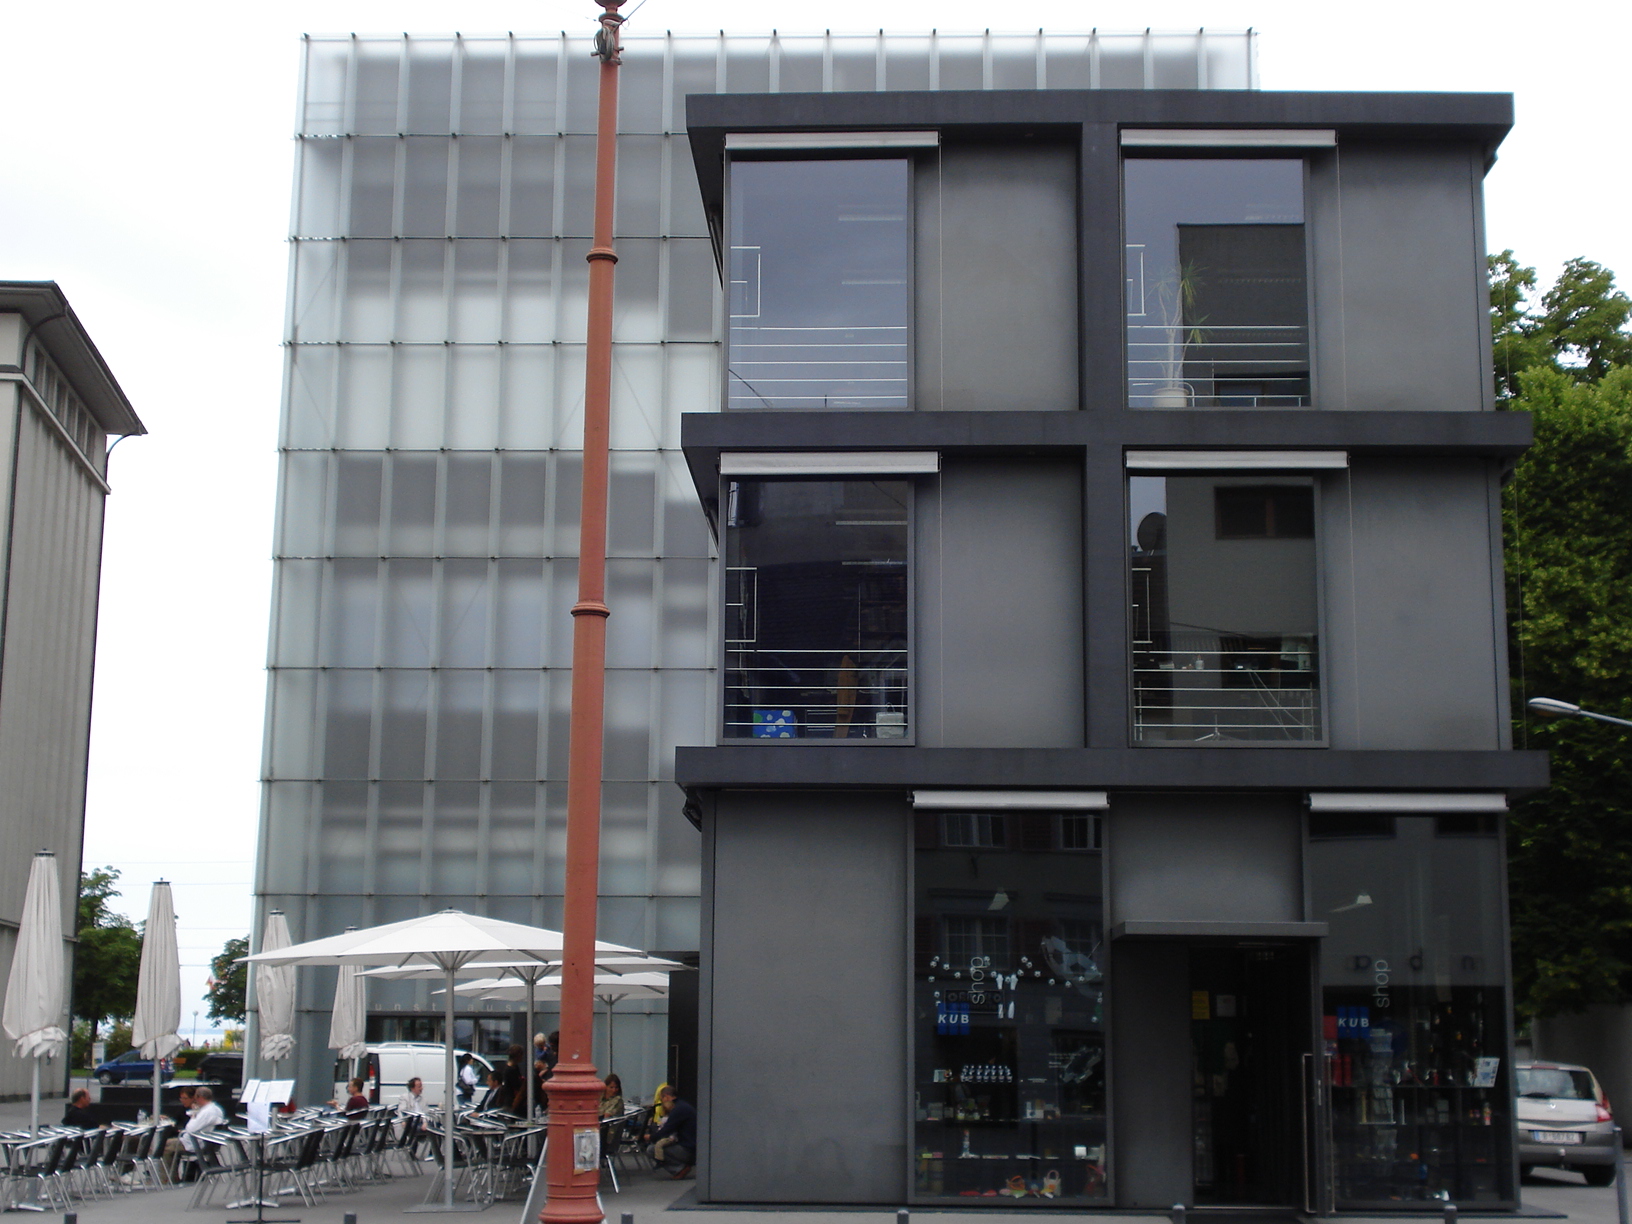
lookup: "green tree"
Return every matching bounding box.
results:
[1488,252,1632,402]
[72,867,142,1049]
[205,936,249,1023]
[1504,364,1632,1018]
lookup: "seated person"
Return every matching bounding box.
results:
[397,1076,428,1116]
[500,1044,525,1112]
[328,1077,370,1116]
[477,1069,506,1112]
[62,1088,101,1128]
[164,1086,224,1181]
[646,1085,696,1179]
[599,1073,624,1120]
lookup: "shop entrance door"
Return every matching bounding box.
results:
[1189,944,1312,1207]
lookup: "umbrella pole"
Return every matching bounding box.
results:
[153,1053,162,1129]
[526,977,536,1121]
[444,963,456,1210]
[30,1057,39,1137]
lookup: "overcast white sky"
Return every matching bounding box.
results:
[1,0,1623,1035]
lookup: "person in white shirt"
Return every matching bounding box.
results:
[397,1077,428,1116]
[457,1054,479,1104]
[162,1086,225,1181]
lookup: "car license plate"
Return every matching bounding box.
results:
[1532,1130,1584,1145]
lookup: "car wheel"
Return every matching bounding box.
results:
[1582,1165,1617,1187]
[98,1072,114,1085]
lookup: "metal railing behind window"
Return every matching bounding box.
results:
[1133,631,1320,741]
[726,644,907,738]
[727,324,909,410]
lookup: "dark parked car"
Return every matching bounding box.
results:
[93,1049,169,1085]
[195,1051,244,1090]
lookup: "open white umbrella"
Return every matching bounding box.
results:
[455,970,673,1080]
[2,851,66,1135]
[244,908,635,1212]
[256,911,296,1069]
[131,880,182,1126]
[328,928,368,1071]
[363,951,678,1120]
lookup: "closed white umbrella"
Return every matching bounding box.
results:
[328,928,368,1069]
[244,908,637,1210]
[1,851,66,1135]
[131,880,182,1126]
[256,911,296,1068]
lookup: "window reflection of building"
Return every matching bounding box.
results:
[1130,474,1322,742]
[1125,159,1309,409]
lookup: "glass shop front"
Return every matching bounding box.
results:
[910,805,1514,1211]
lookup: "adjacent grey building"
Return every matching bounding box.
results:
[0,283,144,1100]
[676,89,1546,1210]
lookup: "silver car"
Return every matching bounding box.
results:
[1516,1061,1618,1185]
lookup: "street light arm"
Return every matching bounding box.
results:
[1527,697,1632,728]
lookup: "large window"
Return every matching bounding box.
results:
[723,478,910,739]
[913,808,1108,1204]
[1125,158,1308,409]
[727,158,912,410]
[1309,813,1513,1207]
[1129,473,1322,742]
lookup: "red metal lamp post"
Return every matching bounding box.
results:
[542,3,623,1221]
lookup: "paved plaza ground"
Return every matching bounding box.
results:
[0,1091,1616,1224]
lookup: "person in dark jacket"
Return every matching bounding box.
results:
[62,1088,101,1128]
[647,1085,696,1179]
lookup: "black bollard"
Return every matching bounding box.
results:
[899,1211,910,1224]
[1172,1203,1186,1224]
[1443,1201,1456,1224]
[63,1214,77,1224]
[344,1215,358,1224]
[623,1214,635,1224]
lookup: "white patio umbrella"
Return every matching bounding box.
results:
[256,911,297,1069]
[456,970,673,1080]
[328,933,368,1069]
[244,908,637,1212]
[131,881,182,1126]
[2,851,66,1135]
[364,951,678,1121]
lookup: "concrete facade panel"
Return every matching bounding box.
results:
[916,459,1083,748]
[1310,142,1490,412]
[703,792,907,1202]
[1323,457,1506,749]
[916,143,1079,412]
[1107,793,1303,927]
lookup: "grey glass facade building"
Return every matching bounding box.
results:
[257,28,1258,1108]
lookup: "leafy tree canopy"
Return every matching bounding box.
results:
[206,936,249,1023]
[1504,358,1632,1019]
[1491,251,1632,401]
[73,867,142,1035]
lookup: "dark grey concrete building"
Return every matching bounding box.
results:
[676,90,1546,1211]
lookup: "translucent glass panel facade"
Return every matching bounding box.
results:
[264,27,1258,1100]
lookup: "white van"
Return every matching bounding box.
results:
[335,1042,495,1109]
